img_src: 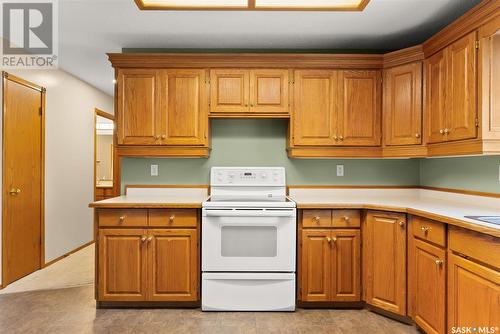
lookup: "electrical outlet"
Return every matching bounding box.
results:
[336,164,344,177]
[151,164,159,176]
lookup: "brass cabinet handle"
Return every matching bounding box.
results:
[343,216,350,221]
[154,135,160,140]
[161,135,166,139]
[169,215,175,222]
[147,236,153,243]
[333,135,338,141]
[332,237,337,243]
[119,215,126,223]
[326,237,332,243]
[313,216,320,224]
[444,128,450,134]
[339,135,344,141]
[439,129,444,134]
[435,259,444,266]
[141,235,147,243]
[399,221,405,227]
[415,133,421,138]
[421,226,431,233]
[9,188,21,195]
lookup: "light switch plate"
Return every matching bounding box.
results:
[151,164,159,176]
[336,165,344,177]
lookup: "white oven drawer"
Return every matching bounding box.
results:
[202,273,296,311]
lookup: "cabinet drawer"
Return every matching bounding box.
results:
[149,209,198,228]
[332,210,361,228]
[302,210,332,228]
[449,226,500,269]
[411,216,446,247]
[98,209,148,227]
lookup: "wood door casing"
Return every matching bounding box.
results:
[148,229,198,301]
[161,69,208,146]
[410,238,446,334]
[384,63,423,146]
[249,69,289,113]
[425,50,448,144]
[293,70,337,146]
[210,69,249,113]
[300,229,332,301]
[98,229,148,301]
[448,252,500,331]
[117,69,161,145]
[363,211,407,316]
[2,74,43,285]
[331,229,361,302]
[446,32,478,142]
[337,70,382,146]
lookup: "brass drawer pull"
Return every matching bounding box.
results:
[399,221,405,227]
[141,235,147,243]
[313,216,320,224]
[435,259,444,266]
[119,215,126,222]
[421,226,432,234]
[343,216,350,222]
[169,215,175,222]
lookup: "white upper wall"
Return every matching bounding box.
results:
[1,69,113,267]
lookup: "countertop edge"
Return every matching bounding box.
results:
[89,203,203,209]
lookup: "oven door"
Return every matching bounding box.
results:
[202,208,296,272]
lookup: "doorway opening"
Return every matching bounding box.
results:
[94,109,114,201]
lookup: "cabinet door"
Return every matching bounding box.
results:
[363,211,407,315]
[448,253,500,331]
[300,229,332,301]
[410,238,446,334]
[98,229,147,301]
[160,70,208,146]
[425,50,447,144]
[384,63,423,146]
[249,69,289,114]
[292,70,337,146]
[117,69,161,145]
[337,70,382,146]
[446,32,478,142]
[331,229,361,302]
[210,69,249,113]
[148,229,199,301]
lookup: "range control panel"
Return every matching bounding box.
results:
[210,167,286,186]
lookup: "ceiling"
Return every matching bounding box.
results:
[59,0,482,96]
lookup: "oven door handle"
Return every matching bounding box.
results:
[203,209,296,217]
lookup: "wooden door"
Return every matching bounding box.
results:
[411,238,446,334]
[363,211,407,315]
[98,229,148,301]
[425,50,448,144]
[117,69,161,145]
[337,70,382,146]
[292,70,337,146]
[148,229,198,301]
[331,229,361,302]
[448,253,500,331]
[300,229,332,301]
[160,70,208,146]
[2,73,43,286]
[210,69,249,113]
[446,32,478,142]
[384,63,423,146]
[249,69,289,114]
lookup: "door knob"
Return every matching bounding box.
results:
[9,188,21,195]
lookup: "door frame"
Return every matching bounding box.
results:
[1,71,46,286]
[94,108,115,200]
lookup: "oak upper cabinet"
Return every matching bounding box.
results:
[292,70,337,146]
[384,62,423,146]
[249,69,289,113]
[148,229,198,301]
[337,70,382,146]
[210,69,289,115]
[98,229,148,301]
[160,69,208,146]
[117,69,161,145]
[425,32,478,144]
[363,211,407,316]
[425,50,448,144]
[410,237,446,334]
[300,229,332,302]
[210,69,249,113]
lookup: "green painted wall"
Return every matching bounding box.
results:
[419,156,500,194]
[121,119,420,193]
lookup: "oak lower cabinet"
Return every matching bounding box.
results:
[299,209,361,303]
[96,209,200,304]
[363,211,407,316]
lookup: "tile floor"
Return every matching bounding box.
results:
[0,244,420,334]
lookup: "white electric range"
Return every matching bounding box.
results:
[202,167,297,311]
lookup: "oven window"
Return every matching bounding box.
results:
[221,226,277,257]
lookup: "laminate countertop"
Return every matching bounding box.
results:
[89,194,209,209]
[289,188,500,238]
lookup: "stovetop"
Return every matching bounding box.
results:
[203,196,296,208]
